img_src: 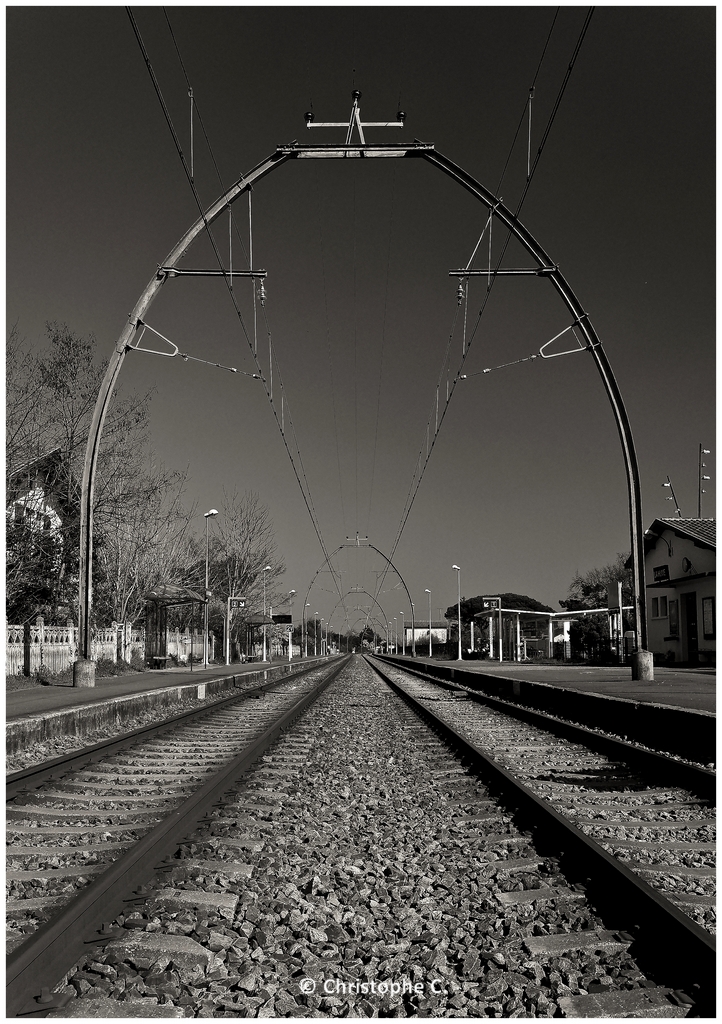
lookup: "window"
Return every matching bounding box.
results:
[651,598,659,617]
[659,596,668,617]
[668,600,679,637]
[702,597,715,640]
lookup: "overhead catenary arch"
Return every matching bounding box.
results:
[301,538,415,652]
[77,139,649,680]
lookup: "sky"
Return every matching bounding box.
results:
[7,6,715,637]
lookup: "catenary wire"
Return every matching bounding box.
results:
[380,7,593,587]
[127,8,344,612]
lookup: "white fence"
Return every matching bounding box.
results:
[6,619,144,678]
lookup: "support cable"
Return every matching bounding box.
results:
[312,162,349,536]
[131,8,339,597]
[380,7,592,580]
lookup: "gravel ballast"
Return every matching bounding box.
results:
[50,656,689,1018]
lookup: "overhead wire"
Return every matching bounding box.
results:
[129,8,345,614]
[312,163,349,537]
[365,162,397,538]
[377,7,593,592]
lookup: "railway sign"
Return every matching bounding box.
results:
[229,596,246,610]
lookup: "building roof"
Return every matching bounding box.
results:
[645,518,715,551]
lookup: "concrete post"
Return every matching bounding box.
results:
[631,649,654,680]
[73,657,96,687]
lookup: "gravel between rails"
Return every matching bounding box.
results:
[47,656,691,1019]
[373,658,716,938]
[6,667,333,954]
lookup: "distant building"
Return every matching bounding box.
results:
[404,621,448,645]
[7,449,65,537]
[643,518,715,666]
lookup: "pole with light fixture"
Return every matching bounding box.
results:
[452,565,462,661]
[203,509,219,667]
[303,603,310,658]
[262,565,272,661]
[699,445,711,518]
[425,589,432,657]
[400,613,406,655]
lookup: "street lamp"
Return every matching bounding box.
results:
[314,613,319,656]
[203,509,219,667]
[394,617,398,654]
[303,602,310,658]
[388,622,392,653]
[287,590,296,662]
[400,612,406,655]
[262,565,271,662]
[425,589,432,657]
[320,618,325,656]
[452,565,462,661]
[411,602,416,657]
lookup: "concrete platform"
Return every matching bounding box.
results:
[413,659,716,714]
[382,656,715,765]
[6,657,331,755]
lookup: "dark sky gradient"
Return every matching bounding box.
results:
[7,7,715,632]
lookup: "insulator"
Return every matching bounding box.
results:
[304,111,315,124]
[352,89,361,101]
[456,280,465,304]
[258,282,266,305]
[397,110,406,123]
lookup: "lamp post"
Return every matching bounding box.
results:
[203,509,219,667]
[287,590,296,661]
[411,602,416,657]
[388,622,392,653]
[314,613,319,656]
[262,565,271,662]
[400,613,406,655]
[452,565,462,661]
[320,618,325,656]
[393,617,398,655]
[304,603,310,658]
[425,589,432,657]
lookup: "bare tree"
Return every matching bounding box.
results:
[207,489,286,646]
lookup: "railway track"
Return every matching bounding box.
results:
[6,656,349,1017]
[6,655,714,1017]
[368,656,715,1013]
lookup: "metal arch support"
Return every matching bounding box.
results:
[417,149,647,653]
[326,587,390,637]
[79,141,647,666]
[77,151,291,659]
[366,543,416,653]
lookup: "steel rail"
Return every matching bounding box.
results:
[7,658,337,800]
[366,656,715,1013]
[7,655,351,1017]
[373,656,716,802]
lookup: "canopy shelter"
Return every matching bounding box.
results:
[143,584,205,668]
[474,604,634,662]
[242,613,274,661]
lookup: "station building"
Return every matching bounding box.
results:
[643,518,715,666]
